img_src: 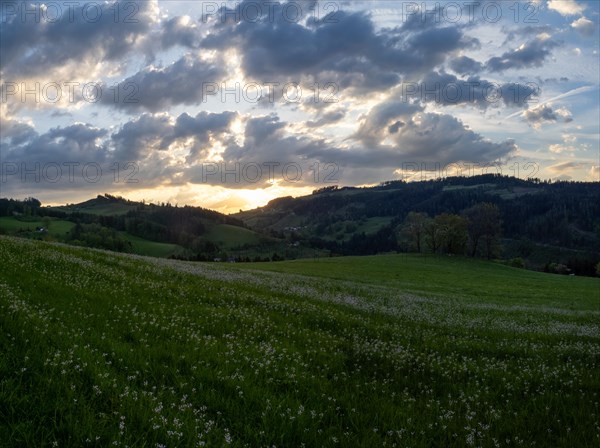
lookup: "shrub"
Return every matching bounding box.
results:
[509,257,525,268]
[545,263,571,275]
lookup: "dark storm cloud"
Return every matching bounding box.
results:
[111,111,237,160]
[0,0,158,78]
[448,56,484,75]
[100,54,226,112]
[110,114,176,160]
[486,35,560,73]
[417,72,540,109]
[353,100,424,148]
[201,1,477,92]
[161,111,238,162]
[218,114,321,169]
[0,116,37,146]
[160,16,202,49]
[0,110,239,193]
[347,100,517,166]
[3,123,109,165]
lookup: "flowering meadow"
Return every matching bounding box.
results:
[1,236,599,447]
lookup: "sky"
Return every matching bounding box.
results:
[1,0,599,213]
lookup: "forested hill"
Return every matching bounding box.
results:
[0,195,272,260]
[2,176,600,274]
[235,175,600,273]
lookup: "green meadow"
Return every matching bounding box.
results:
[119,233,183,258]
[238,254,600,310]
[1,236,598,447]
[0,216,75,237]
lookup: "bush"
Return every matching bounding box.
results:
[544,263,571,275]
[509,257,525,268]
[596,262,600,277]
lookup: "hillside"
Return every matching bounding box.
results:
[54,195,140,216]
[234,174,600,272]
[236,253,600,309]
[2,175,600,273]
[1,236,598,446]
[1,195,280,260]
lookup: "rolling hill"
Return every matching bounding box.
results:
[2,175,599,273]
[1,236,598,446]
[1,195,277,259]
[234,174,600,272]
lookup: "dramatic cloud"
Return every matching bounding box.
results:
[416,72,539,109]
[100,53,226,112]
[111,111,238,161]
[350,100,517,165]
[3,122,109,166]
[486,34,559,73]
[202,1,477,93]
[353,101,424,149]
[448,56,484,75]
[305,110,346,128]
[160,16,203,49]
[0,0,597,203]
[523,104,573,128]
[0,0,159,79]
[221,114,329,165]
[1,110,239,192]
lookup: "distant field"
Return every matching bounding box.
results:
[236,253,600,310]
[204,224,265,248]
[0,216,75,237]
[54,202,138,216]
[0,217,181,258]
[0,236,598,447]
[323,217,394,242]
[119,232,182,258]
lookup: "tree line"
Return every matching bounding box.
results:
[398,203,502,259]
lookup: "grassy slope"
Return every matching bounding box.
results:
[204,224,265,249]
[0,216,75,237]
[52,200,269,255]
[0,236,598,447]
[235,254,600,310]
[0,216,181,258]
[54,202,138,216]
[119,232,182,258]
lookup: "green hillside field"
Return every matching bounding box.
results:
[0,236,598,447]
[119,232,183,258]
[0,216,183,259]
[204,223,266,249]
[0,216,75,237]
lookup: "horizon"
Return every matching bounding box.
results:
[1,0,599,213]
[4,172,599,214]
